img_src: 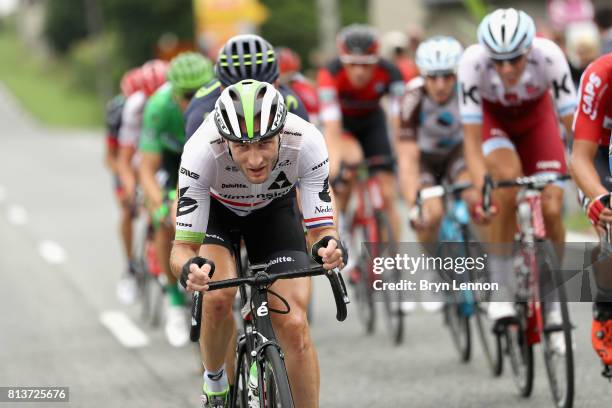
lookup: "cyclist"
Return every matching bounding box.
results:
[170,80,344,408]
[317,24,405,244]
[138,51,213,347]
[458,8,577,330]
[104,87,129,302]
[570,53,612,375]
[277,46,320,125]
[400,36,467,242]
[184,35,309,139]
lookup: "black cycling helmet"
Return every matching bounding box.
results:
[215,34,279,87]
[337,24,380,64]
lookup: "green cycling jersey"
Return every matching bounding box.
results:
[139,83,186,189]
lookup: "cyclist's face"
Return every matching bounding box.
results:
[228,136,280,184]
[344,62,376,88]
[493,54,527,88]
[424,73,456,104]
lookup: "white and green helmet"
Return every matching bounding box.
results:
[214,80,287,142]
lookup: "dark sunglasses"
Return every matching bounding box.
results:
[491,54,525,66]
[176,88,198,101]
[426,73,455,80]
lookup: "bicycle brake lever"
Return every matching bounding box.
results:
[326,267,349,322]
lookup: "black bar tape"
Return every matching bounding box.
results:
[180,256,215,289]
[311,236,348,265]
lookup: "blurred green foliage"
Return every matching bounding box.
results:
[44,0,193,67]
[260,0,368,69]
[0,28,102,127]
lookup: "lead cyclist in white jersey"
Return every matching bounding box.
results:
[169,80,345,408]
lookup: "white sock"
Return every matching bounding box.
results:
[204,364,228,393]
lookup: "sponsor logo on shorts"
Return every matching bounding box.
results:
[206,233,224,242]
[536,160,561,170]
[180,167,200,180]
[221,183,247,189]
[177,222,192,228]
[581,72,602,121]
[267,256,295,267]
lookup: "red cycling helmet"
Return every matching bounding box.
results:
[120,68,143,97]
[277,47,301,74]
[140,59,169,96]
[337,24,380,64]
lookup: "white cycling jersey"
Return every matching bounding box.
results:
[175,112,334,244]
[458,38,577,124]
[118,90,147,147]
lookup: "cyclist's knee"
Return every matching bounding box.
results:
[203,288,236,319]
[541,188,564,222]
[274,312,311,356]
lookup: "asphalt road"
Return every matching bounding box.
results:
[0,85,610,407]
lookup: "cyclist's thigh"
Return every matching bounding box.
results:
[481,124,522,179]
[267,250,313,313]
[346,108,393,172]
[513,114,567,177]
[242,189,307,265]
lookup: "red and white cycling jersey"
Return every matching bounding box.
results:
[118,90,148,148]
[458,38,576,124]
[573,53,612,147]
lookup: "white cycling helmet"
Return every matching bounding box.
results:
[477,8,536,60]
[415,36,463,75]
[214,79,287,143]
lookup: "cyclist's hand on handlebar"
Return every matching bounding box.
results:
[185,262,213,292]
[312,236,347,270]
[588,193,612,227]
[469,196,498,225]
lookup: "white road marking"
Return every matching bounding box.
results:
[0,185,6,204]
[6,204,28,225]
[38,240,67,264]
[99,310,149,348]
[566,231,597,242]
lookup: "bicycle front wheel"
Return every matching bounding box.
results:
[539,241,574,408]
[261,346,294,408]
[505,304,534,398]
[230,341,249,408]
[376,210,404,345]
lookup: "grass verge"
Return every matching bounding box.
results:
[0,29,103,128]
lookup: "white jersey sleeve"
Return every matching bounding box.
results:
[118,91,146,147]
[535,38,577,117]
[297,124,335,230]
[174,118,217,245]
[457,45,484,124]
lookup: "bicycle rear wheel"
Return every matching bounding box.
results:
[376,210,404,345]
[539,241,574,408]
[444,299,471,362]
[351,222,376,335]
[505,304,535,397]
[261,346,294,408]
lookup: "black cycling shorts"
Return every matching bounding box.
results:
[342,108,394,172]
[420,144,466,186]
[203,187,309,265]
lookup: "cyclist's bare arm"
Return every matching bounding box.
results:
[139,152,164,210]
[116,145,137,201]
[570,140,610,200]
[104,142,118,173]
[560,113,574,142]
[463,123,487,191]
[396,139,420,206]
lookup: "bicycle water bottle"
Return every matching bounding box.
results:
[248,361,259,407]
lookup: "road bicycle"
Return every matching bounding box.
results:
[190,234,349,407]
[483,173,574,408]
[337,156,404,344]
[415,181,499,369]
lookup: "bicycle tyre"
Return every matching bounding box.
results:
[262,346,294,408]
[464,231,503,376]
[230,342,249,408]
[376,210,404,345]
[506,305,535,397]
[351,222,376,335]
[539,241,574,408]
[444,300,471,362]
